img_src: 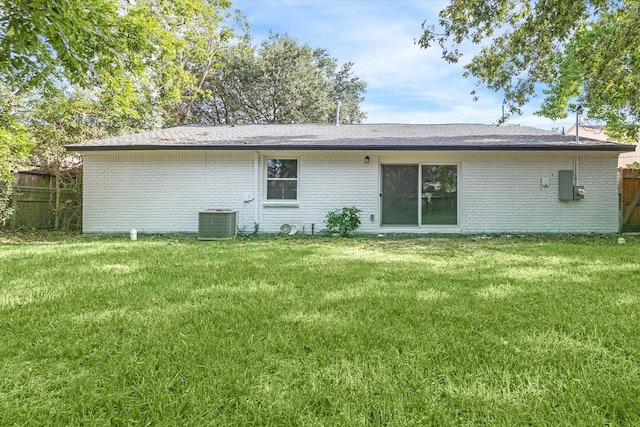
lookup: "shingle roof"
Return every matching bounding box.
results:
[65,123,636,152]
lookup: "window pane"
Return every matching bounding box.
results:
[382,165,419,225]
[268,159,297,178]
[267,180,297,200]
[422,165,457,225]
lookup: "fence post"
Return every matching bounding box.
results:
[54,172,60,230]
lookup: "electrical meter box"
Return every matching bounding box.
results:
[558,170,574,200]
[558,170,584,200]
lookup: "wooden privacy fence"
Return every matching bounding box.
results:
[621,168,640,232]
[6,186,79,230]
[1,171,82,231]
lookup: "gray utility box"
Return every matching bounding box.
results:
[198,209,237,240]
[558,170,585,200]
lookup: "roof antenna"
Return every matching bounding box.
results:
[575,105,583,143]
[335,101,341,126]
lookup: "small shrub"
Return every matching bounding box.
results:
[0,185,15,226]
[626,161,640,169]
[325,207,362,236]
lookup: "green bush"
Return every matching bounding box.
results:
[325,206,362,236]
[626,161,640,169]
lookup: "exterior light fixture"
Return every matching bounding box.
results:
[365,156,370,164]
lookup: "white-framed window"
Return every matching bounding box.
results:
[266,159,298,200]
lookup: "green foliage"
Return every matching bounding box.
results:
[0,0,241,224]
[0,0,240,226]
[1,0,121,89]
[0,87,31,184]
[194,33,367,124]
[418,1,640,143]
[0,85,33,225]
[0,0,234,93]
[325,206,362,236]
[625,162,640,169]
[0,185,15,226]
[28,92,108,156]
[0,0,239,132]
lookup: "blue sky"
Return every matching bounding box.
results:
[232,0,575,131]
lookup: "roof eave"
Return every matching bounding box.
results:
[65,144,636,153]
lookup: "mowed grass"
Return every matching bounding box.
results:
[1,233,640,425]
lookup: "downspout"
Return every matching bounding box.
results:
[575,105,583,144]
[574,105,581,186]
[254,152,259,228]
[574,151,579,186]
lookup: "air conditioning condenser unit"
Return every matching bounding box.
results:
[198,209,237,240]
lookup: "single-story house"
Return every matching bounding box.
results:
[66,123,635,235]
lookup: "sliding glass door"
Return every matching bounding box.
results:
[381,165,419,225]
[381,164,458,227]
[421,165,457,225]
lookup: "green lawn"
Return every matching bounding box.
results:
[1,233,640,425]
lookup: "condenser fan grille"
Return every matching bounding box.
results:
[198,210,237,240]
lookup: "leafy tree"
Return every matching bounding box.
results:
[1,0,238,224]
[114,0,242,126]
[25,92,108,229]
[0,85,32,225]
[194,33,367,124]
[0,0,238,130]
[1,0,123,91]
[418,0,640,142]
[0,0,234,91]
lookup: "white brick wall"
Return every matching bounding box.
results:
[83,151,254,233]
[460,152,620,233]
[81,150,621,234]
[257,153,379,234]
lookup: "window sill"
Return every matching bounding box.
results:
[263,201,299,208]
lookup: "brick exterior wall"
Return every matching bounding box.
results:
[81,150,621,234]
[459,152,619,233]
[82,152,254,233]
[257,153,379,234]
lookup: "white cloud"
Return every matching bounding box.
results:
[364,99,503,125]
[232,0,574,131]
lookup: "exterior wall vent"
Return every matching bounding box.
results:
[198,209,237,240]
